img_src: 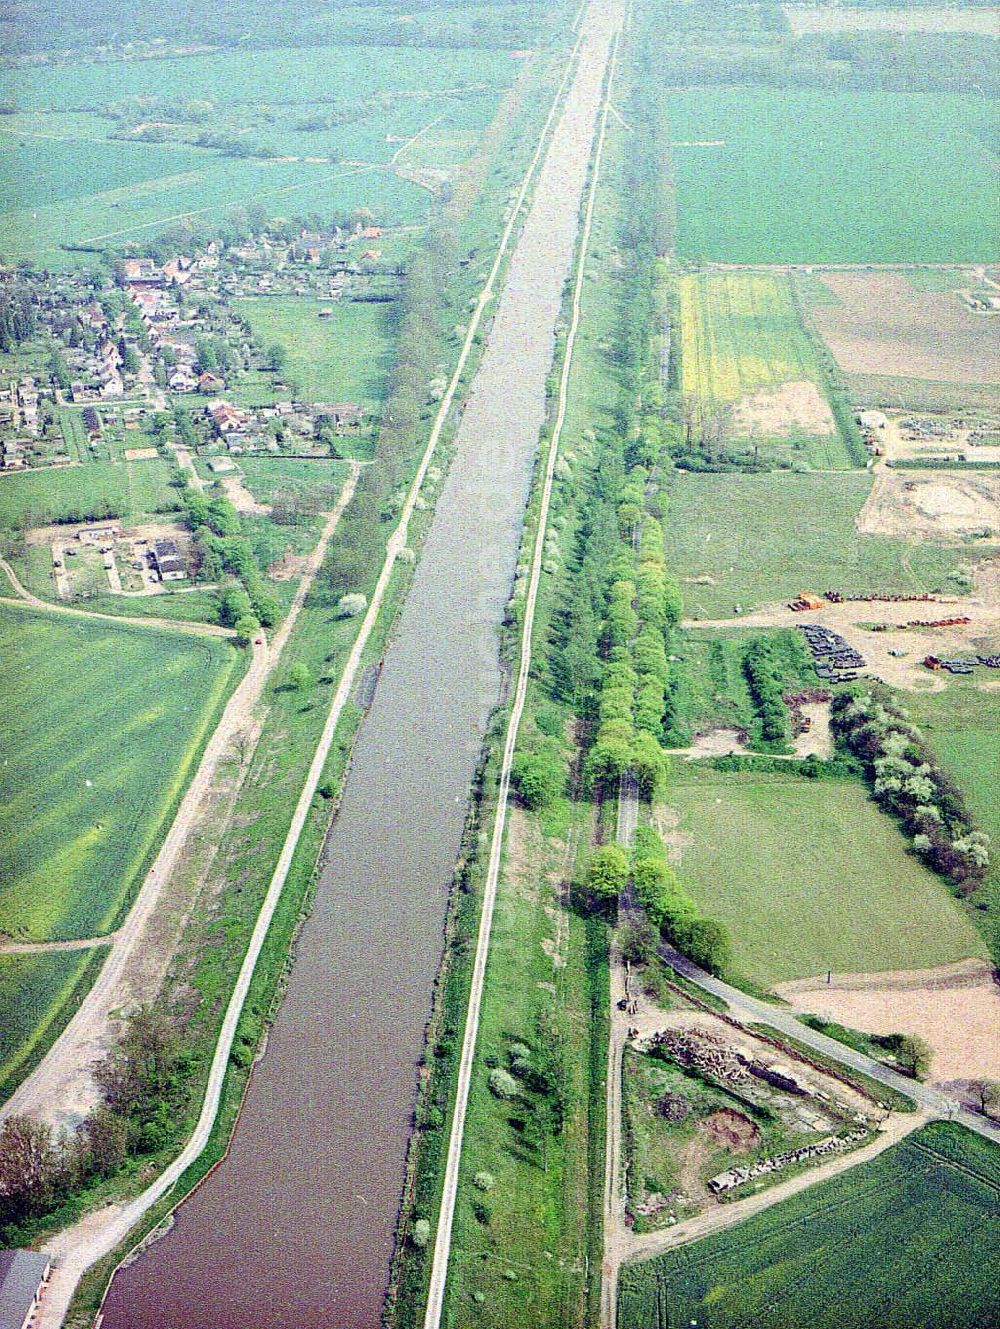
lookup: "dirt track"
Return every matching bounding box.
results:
[0,461,359,1135]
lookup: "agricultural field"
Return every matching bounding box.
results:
[231,298,393,410]
[784,5,1000,37]
[663,471,967,619]
[618,1122,1000,1329]
[0,42,526,264]
[807,271,1000,386]
[668,88,1000,264]
[0,602,243,941]
[0,949,104,1103]
[660,768,987,985]
[678,272,852,468]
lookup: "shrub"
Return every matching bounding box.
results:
[588,844,629,902]
[337,592,367,618]
[511,746,564,811]
[474,1171,495,1192]
[488,1068,519,1100]
[411,1218,430,1248]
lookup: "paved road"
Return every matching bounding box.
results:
[616,772,639,847]
[660,944,1000,1145]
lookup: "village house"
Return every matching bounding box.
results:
[207,399,250,436]
[169,364,198,392]
[198,371,225,394]
[1,440,25,470]
[150,538,186,581]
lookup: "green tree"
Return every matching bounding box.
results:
[512,747,564,811]
[672,917,731,975]
[588,844,628,904]
[287,662,311,691]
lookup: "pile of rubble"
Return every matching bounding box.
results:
[824,590,936,604]
[708,1129,869,1194]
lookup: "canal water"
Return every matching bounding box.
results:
[100,7,618,1325]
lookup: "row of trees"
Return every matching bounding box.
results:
[831,689,991,891]
[587,827,731,975]
[0,280,37,353]
[183,489,279,638]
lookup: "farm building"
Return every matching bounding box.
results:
[151,539,185,581]
[0,1250,51,1329]
[76,524,120,545]
[206,457,236,474]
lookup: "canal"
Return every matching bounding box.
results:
[100,6,618,1325]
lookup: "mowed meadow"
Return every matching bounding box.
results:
[0,603,243,941]
[619,1123,1000,1329]
[662,769,987,985]
[668,87,1000,263]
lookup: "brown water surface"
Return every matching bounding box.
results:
[100,8,617,1325]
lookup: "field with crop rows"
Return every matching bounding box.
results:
[678,272,852,467]
[669,87,1000,264]
[0,603,243,941]
[663,471,966,618]
[662,768,986,984]
[0,949,105,1102]
[618,1122,1000,1329]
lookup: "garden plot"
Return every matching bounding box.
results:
[809,271,1000,384]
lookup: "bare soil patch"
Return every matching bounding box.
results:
[792,701,833,758]
[699,1108,760,1152]
[268,550,310,582]
[731,380,835,437]
[220,473,270,515]
[858,471,1000,543]
[123,447,159,461]
[812,273,1000,384]
[777,964,1000,1084]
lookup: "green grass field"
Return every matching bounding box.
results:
[0,459,180,530]
[232,298,394,408]
[663,769,986,984]
[618,1122,1000,1329]
[678,272,852,468]
[0,42,519,263]
[663,472,966,619]
[0,949,106,1101]
[669,87,1000,263]
[0,602,243,940]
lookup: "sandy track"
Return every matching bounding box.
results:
[0,934,119,956]
[0,462,359,1136]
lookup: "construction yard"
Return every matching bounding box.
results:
[24,518,194,600]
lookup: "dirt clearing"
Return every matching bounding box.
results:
[858,471,1000,542]
[810,272,1000,384]
[732,380,836,437]
[777,961,1000,1085]
[699,1108,760,1152]
[220,473,271,515]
